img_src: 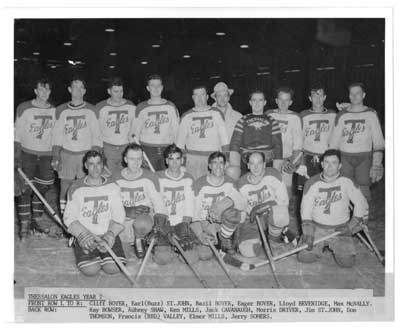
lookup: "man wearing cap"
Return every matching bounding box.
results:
[211,82,242,144]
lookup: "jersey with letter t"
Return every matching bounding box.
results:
[301,173,368,226]
[330,108,385,154]
[238,168,289,215]
[266,109,303,158]
[157,169,195,225]
[96,99,136,146]
[130,99,179,147]
[113,168,167,215]
[52,102,102,153]
[300,108,336,155]
[63,176,125,235]
[176,107,229,155]
[14,100,56,156]
[193,175,245,221]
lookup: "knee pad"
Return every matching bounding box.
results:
[133,213,154,238]
[238,238,263,258]
[102,263,121,275]
[153,246,175,265]
[297,250,319,263]
[197,245,213,261]
[334,254,356,268]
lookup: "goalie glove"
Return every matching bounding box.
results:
[370,151,384,183]
[249,201,276,223]
[208,197,234,223]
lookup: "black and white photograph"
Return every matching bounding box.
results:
[6,4,397,323]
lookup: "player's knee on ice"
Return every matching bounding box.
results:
[132,213,153,238]
[238,238,263,258]
[153,246,175,265]
[333,254,356,268]
[79,262,101,276]
[102,263,121,274]
[197,245,213,261]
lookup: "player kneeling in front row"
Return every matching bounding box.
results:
[153,144,200,264]
[191,152,246,259]
[64,150,126,276]
[298,149,369,268]
[236,152,292,257]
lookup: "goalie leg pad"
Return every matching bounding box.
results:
[132,213,154,238]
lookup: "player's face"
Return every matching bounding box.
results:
[166,152,183,171]
[349,86,365,105]
[124,149,143,172]
[34,83,51,102]
[209,157,225,177]
[248,153,266,177]
[275,92,293,111]
[321,155,342,178]
[85,156,103,179]
[68,80,86,100]
[249,93,266,114]
[146,79,163,98]
[108,85,123,102]
[309,89,326,108]
[215,91,230,108]
[192,88,208,107]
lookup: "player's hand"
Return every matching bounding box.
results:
[282,159,296,174]
[97,231,115,253]
[77,231,97,254]
[199,231,217,245]
[347,216,365,235]
[336,102,350,111]
[370,164,384,183]
[296,165,309,179]
[300,221,315,251]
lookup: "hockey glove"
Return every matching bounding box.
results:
[347,216,365,235]
[97,231,115,253]
[300,221,315,251]
[249,201,275,223]
[208,197,234,223]
[169,222,195,251]
[68,221,97,254]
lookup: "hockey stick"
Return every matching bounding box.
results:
[132,136,156,173]
[17,168,66,230]
[223,231,342,271]
[362,226,385,266]
[356,232,374,252]
[18,167,138,286]
[206,238,239,288]
[93,236,139,287]
[171,236,209,288]
[136,237,156,280]
[255,215,284,288]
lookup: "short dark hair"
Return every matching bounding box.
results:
[193,85,208,94]
[164,144,183,160]
[349,82,366,93]
[122,143,143,167]
[321,149,341,163]
[249,90,265,100]
[34,77,51,90]
[70,75,87,89]
[146,74,163,85]
[275,86,294,99]
[83,150,104,165]
[208,151,226,165]
[310,83,326,95]
[247,151,266,164]
[107,77,124,89]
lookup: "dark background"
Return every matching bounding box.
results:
[14,18,385,126]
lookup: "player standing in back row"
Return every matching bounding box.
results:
[130,74,180,171]
[15,78,57,240]
[266,87,303,198]
[96,77,136,175]
[52,76,102,216]
[330,82,385,203]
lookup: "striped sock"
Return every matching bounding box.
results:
[32,200,43,219]
[17,203,31,222]
[60,200,67,215]
[220,223,236,239]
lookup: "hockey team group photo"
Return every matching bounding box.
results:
[13,18,386,292]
